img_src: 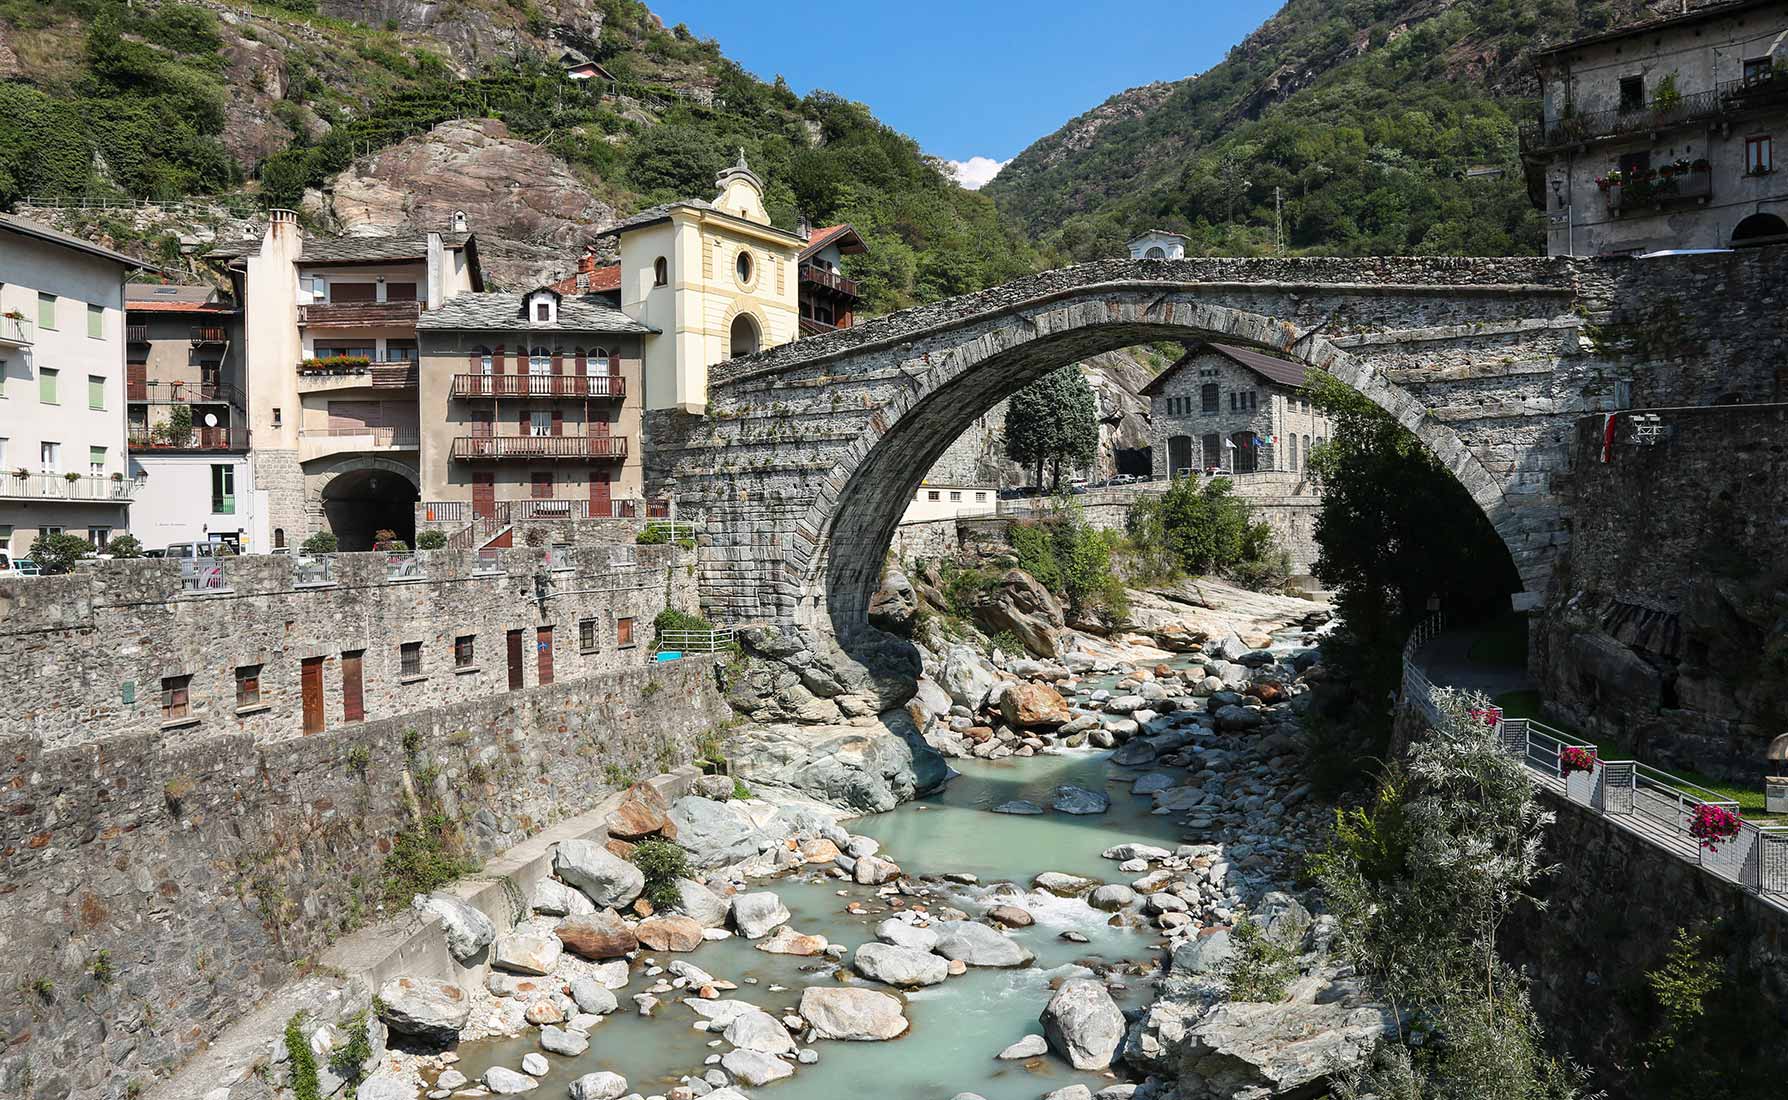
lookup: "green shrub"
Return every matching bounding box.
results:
[89,950,114,985]
[380,814,475,907]
[284,1013,321,1100]
[1220,916,1297,1002]
[629,838,690,911]
[28,532,95,574]
[1126,476,1280,588]
[327,1010,372,1088]
[300,531,338,555]
[106,533,144,559]
[415,530,447,550]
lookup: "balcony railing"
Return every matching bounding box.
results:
[298,301,421,328]
[386,552,425,581]
[2,315,35,347]
[127,380,243,407]
[1607,170,1712,215]
[451,374,626,399]
[297,359,418,388]
[1521,72,1788,153]
[798,262,860,298]
[302,426,420,448]
[449,435,629,461]
[180,559,229,594]
[0,471,140,502]
[190,326,228,345]
[293,556,336,587]
[129,426,249,452]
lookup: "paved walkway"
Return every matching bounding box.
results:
[1413,624,1534,700]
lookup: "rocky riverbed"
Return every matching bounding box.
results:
[242,582,1389,1100]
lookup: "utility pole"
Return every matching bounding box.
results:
[1274,187,1283,255]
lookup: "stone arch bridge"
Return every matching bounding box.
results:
[649,255,1624,649]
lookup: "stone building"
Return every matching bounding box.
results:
[602,153,805,413]
[0,213,146,556]
[415,286,655,523]
[122,284,266,551]
[1520,0,1788,255]
[208,210,484,549]
[1140,342,1333,478]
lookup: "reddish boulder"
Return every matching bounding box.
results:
[1000,682,1071,729]
[636,915,704,952]
[556,910,637,959]
[606,782,673,840]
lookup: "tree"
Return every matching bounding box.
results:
[1313,687,1586,1100]
[28,532,95,574]
[1125,475,1282,585]
[105,533,143,558]
[1004,366,1099,490]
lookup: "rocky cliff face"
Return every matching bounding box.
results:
[320,119,618,288]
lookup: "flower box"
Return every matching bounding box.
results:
[1689,804,1741,851]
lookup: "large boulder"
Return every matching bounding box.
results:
[940,644,997,711]
[553,838,645,908]
[932,920,1036,968]
[1040,979,1125,1070]
[675,877,732,928]
[724,1006,798,1055]
[732,892,792,939]
[798,986,910,1040]
[557,910,637,960]
[1171,929,1234,976]
[412,892,495,962]
[492,933,562,976]
[729,710,948,814]
[482,1066,539,1094]
[569,979,619,1016]
[1000,682,1072,729]
[605,782,673,840]
[975,569,1065,657]
[1050,784,1111,815]
[569,1072,630,1100]
[1162,999,1397,1098]
[869,567,918,636]
[722,1049,795,1086]
[636,915,704,952]
[375,977,470,1043]
[852,942,949,987]
[667,797,770,868]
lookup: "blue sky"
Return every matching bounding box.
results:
[657,0,1284,187]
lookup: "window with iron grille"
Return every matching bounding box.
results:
[236,664,261,708]
[400,641,423,677]
[579,618,597,652]
[454,635,475,668]
[162,674,192,720]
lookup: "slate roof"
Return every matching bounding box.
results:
[0,213,155,270]
[1142,342,1310,395]
[417,291,656,334]
[1534,0,1773,57]
[126,284,236,312]
[206,232,473,264]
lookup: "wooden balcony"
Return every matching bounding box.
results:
[190,325,229,345]
[450,435,629,461]
[450,373,626,399]
[298,301,421,329]
[799,262,860,298]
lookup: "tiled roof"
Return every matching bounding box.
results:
[417,291,655,334]
[800,224,866,260]
[1142,342,1311,395]
[549,263,621,295]
[127,284,235,312]
[1125,228,1190,244]
[0,212,155,270]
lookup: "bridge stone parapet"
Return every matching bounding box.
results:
[645,250,1788,652]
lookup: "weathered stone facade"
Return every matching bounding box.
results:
[0,655,729,1100]
[1145,347,1333,477]
[0,530,691,750]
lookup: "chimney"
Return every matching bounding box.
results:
[578,248,597,276]
[797,213,812,242]
[426,232,444,310]
[452,210,468,233]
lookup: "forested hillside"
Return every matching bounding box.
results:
[986,0,1664,260]
[0,0,1038,306]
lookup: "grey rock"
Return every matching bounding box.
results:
[730,711,947,813]
[532,878,595,917]
[724,1006,798,1055]
[1088,884,1136,911]
[1149,999,1396,1097]
[732,891,792,939]
[1040,979,1125,1070]
[1102,843,1172,861]
[993,799,1043,815]
[570,978,619,1016]
[412,892,496,962]
[852,942,949,987]
[676,878,733,928]
[721,1049,794,1086]
[940,645,997,711]
[553,839,645,908]
[521,1052,548,1076]
[355,1078,412,1100]
[1050,784,1111,815]
[875,918,940,951]
[540,1025,588,1056]
[1043,1087,1093,1100]
[997,1033,1048,1059]
[569,1071,630,1100]
[668,797,770,867]
[483,1065,539,1093]
[375,977,470,1043]
[1171,930,1235,976]
[932,920,1036,968]
[492,933,562,976]
[798,986,910,1040]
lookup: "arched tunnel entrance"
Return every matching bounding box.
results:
[321,468,417,551]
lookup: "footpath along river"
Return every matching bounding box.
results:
[452,747,1185,1100]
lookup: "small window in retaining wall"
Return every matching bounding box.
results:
[617,617,636,649]
[162,674,191,720]
[400,641,423,678]
[235,665,261,708]
[455,635,475,668]
[579,618,598,653]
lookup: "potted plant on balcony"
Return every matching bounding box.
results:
[1560,746,1598,776]
[110,471,124,482]
[2,309,23,320]
[64,471,81,483]
[1689,803,1741,851]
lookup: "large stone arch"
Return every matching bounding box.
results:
[303,455,420,550]
[655,258,1590,648]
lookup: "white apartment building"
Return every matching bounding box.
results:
[0,214,145,557]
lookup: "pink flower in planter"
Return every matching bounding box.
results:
[1689,804,1741,851]
[1560,746,1598,777]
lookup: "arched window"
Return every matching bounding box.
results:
[1732,212,1788,246]
[1289,433,1298,470]
[653,257,668,286]
[1200,382,1219,414]
[735,249,754,284]
[586,346,610,376]
[529,345,551,375]
[273,528,285,549]
[472,344,493,375]
[730,314,760,358]
[1145,246,1167,259]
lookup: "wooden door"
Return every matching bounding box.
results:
[537,626,554,686]
[473,472,495,519]
[127,361,147,402]
[506,630,524,691]
[589,470,612,518]
[341,651,364,722]
[300,657,324,734]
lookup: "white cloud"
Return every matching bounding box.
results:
[947,156,1010,190]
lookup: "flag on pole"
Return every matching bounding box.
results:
[1600,413,1617,463]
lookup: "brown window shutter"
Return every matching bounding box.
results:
[468,350,480,372]
[493,344,505,374]
[520,409,529,435]
[575,351,586,373]
[551,352,563,374]
[551,409,563,436]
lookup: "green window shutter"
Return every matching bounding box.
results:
[88,376,104,410]
[89,446,105,471]
[39,368,56,404]
[37,294,54,330]
[87,305,103,339]
[211,464,235,514]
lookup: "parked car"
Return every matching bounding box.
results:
[0,553,41,577]
[161,542,219,561]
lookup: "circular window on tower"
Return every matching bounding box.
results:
[735,248,754,287]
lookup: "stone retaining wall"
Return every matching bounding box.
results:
[0,657,731,1100]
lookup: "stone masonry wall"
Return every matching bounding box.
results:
[1532,404,1788,775]
[1505,789,1788,1097]
[0,656,730,1100]
[0,539,696,751]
